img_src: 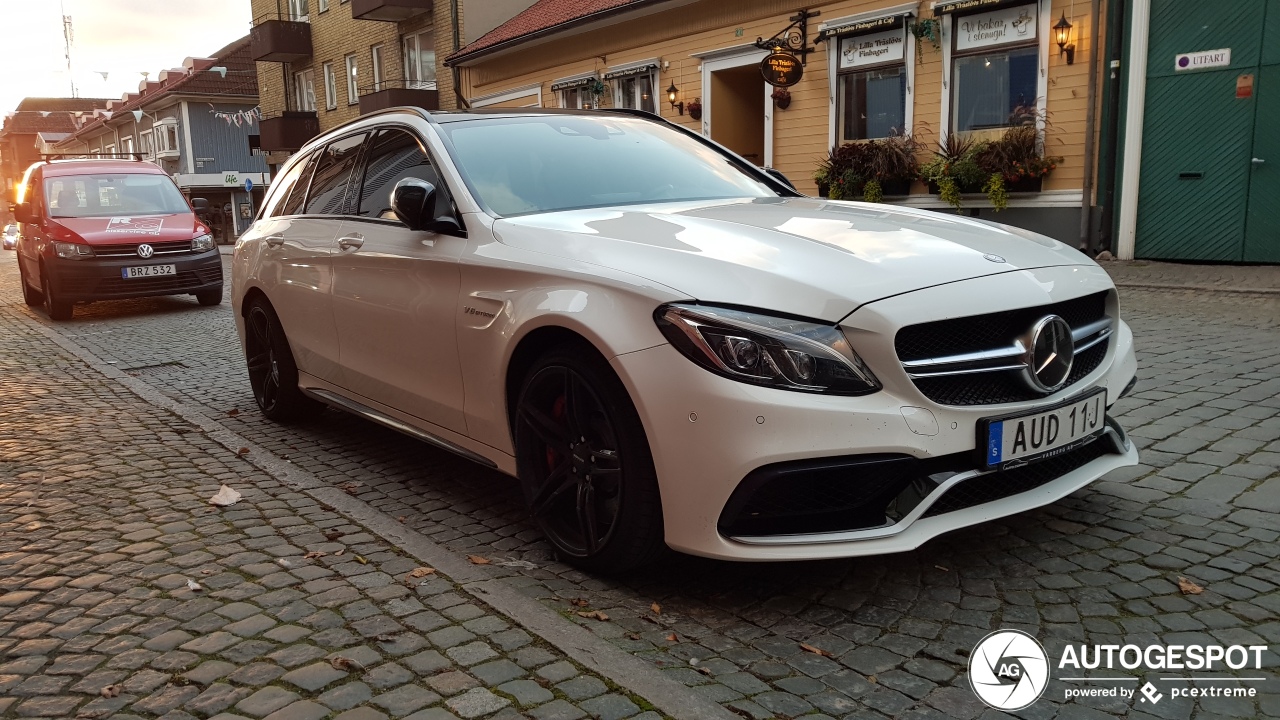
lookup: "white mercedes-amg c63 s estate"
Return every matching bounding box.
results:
[232,107,1138,571]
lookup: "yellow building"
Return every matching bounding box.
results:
[447,0,1104,244]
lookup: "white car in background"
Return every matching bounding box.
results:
[2,223,17,250]
[232,108,1138,571]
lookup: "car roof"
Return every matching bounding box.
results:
[38,159,168,177]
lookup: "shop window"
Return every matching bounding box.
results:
[560,87,587,109]
[552,75,597,109]
[950,3,1039,134]
[614,73,655,112]
[835,23,908,141]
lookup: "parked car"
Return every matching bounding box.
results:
[2,223,17,250]
[11,158,222,320]
[232,108,1139,571]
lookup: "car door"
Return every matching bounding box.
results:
[329,125,467,433]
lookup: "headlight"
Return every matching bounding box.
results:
[54,242,93,259]
[192,233,215,252]
[655,304,881,395]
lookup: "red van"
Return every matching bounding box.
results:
[12,158,223,320]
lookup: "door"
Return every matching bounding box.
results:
[1244,32,1280,260]
[702,49,772,167]
[330,127,467,433]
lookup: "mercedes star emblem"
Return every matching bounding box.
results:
[983,253,1006,263]
[1021,315,1074,393]
[136,244,155,259]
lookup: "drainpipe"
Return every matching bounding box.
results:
[1115,0,1151,260]
[450,0,470,109]
[1095,0,1125,255]
[1077,0,1101,252]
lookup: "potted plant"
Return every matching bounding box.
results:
[687,98,702,121]
[813,133,920,202]
[976,125,1063,208]
[771,87,792,110]
[918,134,990,210]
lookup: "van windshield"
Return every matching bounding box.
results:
[45,173,190,218]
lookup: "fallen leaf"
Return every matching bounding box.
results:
[666,632,678,642]
[334,549,345,556]
[340,482,361,495]
[330,656,364,671]
[276,558,292,568]
[324,531,344,541]
[868,675,877,684]
[693,664,712,676]
[226,408,240,416]
[209,485,242,507]
[186,579,203,592]
[355,556,368,565]
[626,633,641,641]
[375,633,400,642]
[1178,576,1204,595]
[200,569,213,575]
[408,567,436,579]
[577,610,609,621]
[468,555,491,565]
[237,447,249,455]
[935,565,950,572]
[640,614,660,625]
[100,684,122,698]
[304,551,327,560]
[397,516,407,524]
[650,602,662,615]
[800,643,833,658]
[569,598,590,607]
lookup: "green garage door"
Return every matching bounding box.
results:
[1136,0,1280,262]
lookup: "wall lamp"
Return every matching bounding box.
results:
[1054,12,1075,65]
[667,82,684,115]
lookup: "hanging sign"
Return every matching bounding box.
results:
[839,27,907,69]
[761,51,803,87]
[953,3,1037,52]
[1175,48,1231,72]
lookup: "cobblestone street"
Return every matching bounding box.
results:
[1,252,1278,720]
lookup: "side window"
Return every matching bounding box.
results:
[261,153,312,218]
[305,133,367,215]
[357,127,449,220]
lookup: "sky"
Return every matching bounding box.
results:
[0,0,251,115]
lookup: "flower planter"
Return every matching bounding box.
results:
[879,179,912,197]
[1005,176,1043,193]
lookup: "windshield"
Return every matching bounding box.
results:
[45,173,190,218]
[438,115,778,216]
[3,225,16,236]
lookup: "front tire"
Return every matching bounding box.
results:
[514,346,665,573]
[41,267,72,321]
[196,288,223,306]
[244,298,320,422]
[19,262,42,306]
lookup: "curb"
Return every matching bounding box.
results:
[1110,281,1280,296]
[15,309,739,720]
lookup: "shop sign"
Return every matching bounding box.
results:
[222,172,240,188]
[935,0,1026,16]
[1175,48,1231,72]
[761,51,803,87]
[953,3,1037,52]
[840,28,906,69]
[1237,73,1254,98]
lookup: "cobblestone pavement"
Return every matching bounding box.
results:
[0,287,670,719]
[1101,259,1280,294]
[2,251,1279,720]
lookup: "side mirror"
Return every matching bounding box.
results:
[763,167,797,191]
[391,178,437,231]
[190,197,210,213]
[12,203,35,224]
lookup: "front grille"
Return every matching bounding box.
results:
[61,266,221,296]
[896,291,1110,406]
[94,240,193,257]
[922,438,1110,517]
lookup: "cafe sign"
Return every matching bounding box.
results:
[761,51,803,87]
[954,3,1037,52]
[839,27,906,69]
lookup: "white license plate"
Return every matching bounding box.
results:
[980,388,1107,469]
[121,264,176,279]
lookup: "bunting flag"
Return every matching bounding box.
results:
[208,104,262,127]
[132,110,143,122]
[39,111,51,117]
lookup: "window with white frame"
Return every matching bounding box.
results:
[288,0,309,21]
[605,63,658,113]
[318,0,328,11]
[105,144,116,156]
[121,136,135,156]
[322,63,337,109]
[948,2,1039,135]
[835,19,909,141]
[403,31,436,89]
[295,69,317,111]
[153,120,180,155]
[371,45,385,92]
[551,75,596,109]
[345,55,359,103]
[138,130,153,159]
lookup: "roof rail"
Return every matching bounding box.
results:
[41,152,145,162]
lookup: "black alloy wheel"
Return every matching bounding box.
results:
[244,299,318,421]
[515,347,665,572]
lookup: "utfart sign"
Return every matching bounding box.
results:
[1175,48,1231,72]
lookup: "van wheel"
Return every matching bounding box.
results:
[514,346,666,573]
[19,263,42,306]
[41,267,72,321]
[244,298,320,421]
[196,289,223,306]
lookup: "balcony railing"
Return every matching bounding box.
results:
[250,13,312,63]
[351,0,432,21]
[357,80,440,115]
[258,112,320,152]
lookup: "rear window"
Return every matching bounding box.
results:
[45,173,190,218]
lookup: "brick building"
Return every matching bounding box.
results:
[0,98,110,212]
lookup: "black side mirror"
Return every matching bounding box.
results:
[763,167,797,191]
[12,203,35,224]
[191,197,210,213]
[391,177,465,236]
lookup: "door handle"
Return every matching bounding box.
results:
[265,234,285,247]
[1252,158,1266,165]
[338,234,364,251]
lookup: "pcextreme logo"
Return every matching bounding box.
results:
[968,631,1271,710]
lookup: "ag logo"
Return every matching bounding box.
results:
[969,629,1049,711]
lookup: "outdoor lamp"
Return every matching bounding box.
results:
[667,82,684,115]
[1054,12,1075,65]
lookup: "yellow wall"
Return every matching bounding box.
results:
[453,0,1098,197]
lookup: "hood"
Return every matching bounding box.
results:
[493,197,1095,321]
[52,213,202,246]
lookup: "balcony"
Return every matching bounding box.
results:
[351,0,432,21]
[358,81,440,114]
[258,112,319,152]
[250,16,312,63]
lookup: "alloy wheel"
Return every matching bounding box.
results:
[245,305,283,413]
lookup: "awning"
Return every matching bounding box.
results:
[603,62,658,81]
[822,13,908,38]
[934,0,1034,17]
[550,75,596,91]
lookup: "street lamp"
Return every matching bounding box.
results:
[1054,12,1075,65]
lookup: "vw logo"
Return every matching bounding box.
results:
[136,244,155,259]
[969,629,1049,711]
[1021,315,1075,393]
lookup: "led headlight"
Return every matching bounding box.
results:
[192,233,216,252]
[655,304,880,395]
[53,242,93,259]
